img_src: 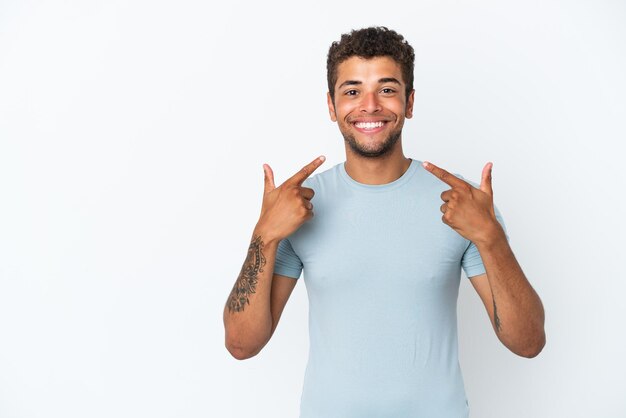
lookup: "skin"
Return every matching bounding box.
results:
[327,56,415,186]
[224,54,545,360]
[422,161,546,357]
[223,157,325,359]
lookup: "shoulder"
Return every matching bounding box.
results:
[415,159,479,189]
[302,161,343,190]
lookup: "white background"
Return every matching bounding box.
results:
[1,1,625,417]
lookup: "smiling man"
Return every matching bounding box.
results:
[224,26,545,418]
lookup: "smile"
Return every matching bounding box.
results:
[352,120,388,133]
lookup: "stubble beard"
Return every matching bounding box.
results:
[341,127,402,159]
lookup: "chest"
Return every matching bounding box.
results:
[290,192,469,295]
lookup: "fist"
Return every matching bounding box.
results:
[257,156,326,242]
[423,160,504,246]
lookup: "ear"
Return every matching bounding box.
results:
[327,92,337,122]
[405,89,415,119]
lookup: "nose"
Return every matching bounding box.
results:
[359,92,382,113]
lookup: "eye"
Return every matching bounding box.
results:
[381,88,396,94]
[344,89,358,96]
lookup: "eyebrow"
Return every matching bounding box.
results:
[338,77,402,89]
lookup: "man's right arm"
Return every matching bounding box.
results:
[223,225,283,360]
[223,156,325,360]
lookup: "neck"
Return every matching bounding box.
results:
[343,142,411,185]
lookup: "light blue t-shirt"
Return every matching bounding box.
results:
[274,158,508,418]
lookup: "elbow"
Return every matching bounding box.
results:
[224,333,267,360]
[223,315,272,360]
[226,343,258,360]
[516,330,546,359]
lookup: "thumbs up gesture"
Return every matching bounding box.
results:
[256,156,326,243]
[422,161,505,246]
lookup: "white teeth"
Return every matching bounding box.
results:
[355,121,385,129]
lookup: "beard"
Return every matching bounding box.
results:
[341,128,402,159]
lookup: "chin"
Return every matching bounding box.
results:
[343,131,401,158]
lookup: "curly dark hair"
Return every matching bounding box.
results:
[327,26,415,102]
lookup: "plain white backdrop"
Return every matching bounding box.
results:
[1,0,625,417]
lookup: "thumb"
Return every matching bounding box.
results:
[480,162,493,196]
[263,163,275,192]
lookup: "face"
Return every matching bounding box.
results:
[327,56,415,158]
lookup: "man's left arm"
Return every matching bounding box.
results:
[423,160,545,358]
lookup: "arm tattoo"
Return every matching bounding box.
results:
[227,235,266,313]
[492,296,502,332]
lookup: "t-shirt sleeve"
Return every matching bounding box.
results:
[273,237,303,280]
[461,203,509,278]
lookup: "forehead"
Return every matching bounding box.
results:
[335,56,404,87]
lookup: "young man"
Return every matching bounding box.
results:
[223,27,545,418]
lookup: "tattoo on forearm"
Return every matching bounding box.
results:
[493,296,502,332]
[227,235,266,313]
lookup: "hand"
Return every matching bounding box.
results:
[423,161,504,245]
[256,156,326,242]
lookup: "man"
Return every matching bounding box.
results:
[223,26,545,417]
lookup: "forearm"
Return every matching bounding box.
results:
[223,225,278,359]
[476,228,546,358]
